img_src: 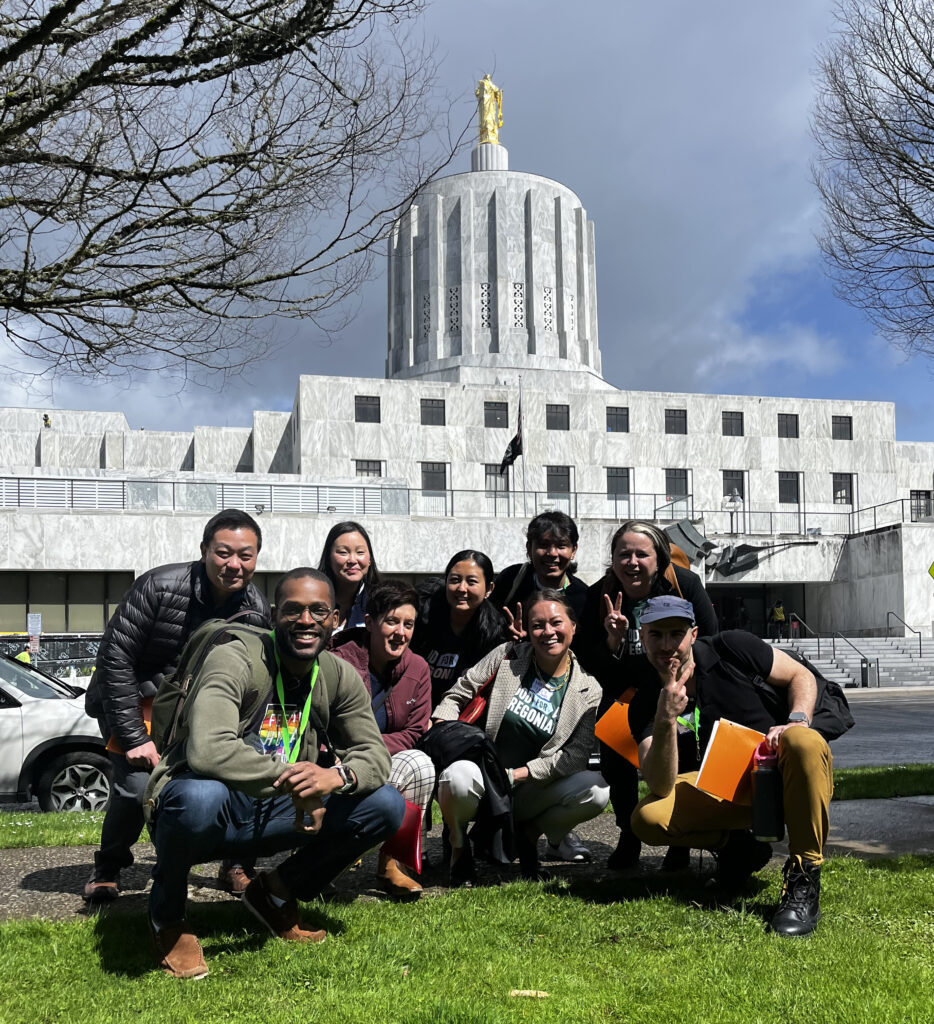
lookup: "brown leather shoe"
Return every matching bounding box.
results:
[83,875,120,903]
[376,851,423,901]
[217,864,255,894]
[150,920,209,979]
[242,873,327,943]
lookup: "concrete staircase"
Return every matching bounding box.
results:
[769,636,934,688]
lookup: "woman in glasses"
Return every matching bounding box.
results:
[329,580,433,899]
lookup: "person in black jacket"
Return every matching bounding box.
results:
[83,509,270,902]
[576,520,717,871]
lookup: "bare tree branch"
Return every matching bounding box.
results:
[0,0,463,379]
[814,0,934,359]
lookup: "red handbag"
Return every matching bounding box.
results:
[457,670,497,725]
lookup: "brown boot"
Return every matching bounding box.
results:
[376,850,422,901]
[149,920,209,979]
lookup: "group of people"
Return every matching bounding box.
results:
[82,508,838,979]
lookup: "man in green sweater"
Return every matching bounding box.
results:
[145,567,403,979]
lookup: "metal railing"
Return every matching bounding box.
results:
[0,474,928,536]
[886,611,923,658]
[789,614,823,659]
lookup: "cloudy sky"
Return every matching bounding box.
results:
[6,0,933,440]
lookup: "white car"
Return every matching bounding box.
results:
[0,654,111,811]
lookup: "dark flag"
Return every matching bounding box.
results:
[500,402,522,475]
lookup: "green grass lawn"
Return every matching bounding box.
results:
[1,859,933,1023]
[4,763,933,851]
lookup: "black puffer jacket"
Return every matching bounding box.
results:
[85,560,270,750]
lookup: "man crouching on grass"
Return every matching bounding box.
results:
[144,568,403,978]
[626,596,834,936]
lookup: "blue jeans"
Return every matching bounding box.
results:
[149,775,404,926]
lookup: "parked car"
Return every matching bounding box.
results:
[0,653,111,811]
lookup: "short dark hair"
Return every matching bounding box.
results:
[526,511,579,548]
[274,567,335,608]
[317,520,381,592]
[523,588,577,628]
[203,509,262,551]
[366,580,419,621]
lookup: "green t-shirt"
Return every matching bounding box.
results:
[495,661,569,770]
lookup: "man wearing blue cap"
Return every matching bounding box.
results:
[626,595,835,937]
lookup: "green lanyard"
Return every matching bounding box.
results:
[271,633,319,764]
[677,705,701,761]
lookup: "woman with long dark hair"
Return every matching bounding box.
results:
[317,521,381,634]
[577,520,717,871]
[410,549,508,709]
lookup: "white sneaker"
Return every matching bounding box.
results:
[545,831,592,863]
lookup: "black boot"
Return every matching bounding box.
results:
[449,839,477,889]
[607,831,642,871]
[771,858,821,937]
[516,831,551,882]
[713,830,772,890]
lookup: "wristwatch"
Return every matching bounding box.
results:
[334,764,357,794]
[787,711,811,727]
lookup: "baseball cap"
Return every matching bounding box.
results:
[639,596,696,625]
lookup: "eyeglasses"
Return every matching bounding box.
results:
[278,603,336,623]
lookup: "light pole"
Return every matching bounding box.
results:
[722,488,744,535]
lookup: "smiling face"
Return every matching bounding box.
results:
[640,617,697,679]
[612,530,660,599]
[527,532,577,586]
[329,531,371,595]
[274,576,338,669]
[526,599,576,667]
[445,559,492,617]
[200,527,260,605]
[366,603,417,671]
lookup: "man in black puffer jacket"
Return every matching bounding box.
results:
[83,509,271,902]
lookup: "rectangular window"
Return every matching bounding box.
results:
[722,411,744,437]
[546,404,570,431]
[832,473,853,505]
[420,462,447,495]
[778,471,800,504]
[606,406,629,433]
[910,490,933,521]
[722,470,745,500]
[606,467,631,497]
[665,409,687,434]
[777,413,799,438]
[420,398,445,426]
[546,465,571,497]
[485,464,509,495]
[484,401,508,428]
[832,415,853,440]
[665,468,688,498]
[355,460,382,478]
[354,395,380,423]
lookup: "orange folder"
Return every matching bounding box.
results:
[695,718,765,805]
[595,699,640,769]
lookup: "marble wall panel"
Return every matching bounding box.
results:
[900,525,934,636]
[124,431,193,471]
[253,412,294,475]
[0,432,39,470]
[193,427,252,473]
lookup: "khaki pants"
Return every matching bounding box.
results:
[631,726,833,865]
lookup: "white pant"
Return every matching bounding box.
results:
[438,760,609,847]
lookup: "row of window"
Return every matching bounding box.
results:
[354,458,866,506]
[353,395,854,439]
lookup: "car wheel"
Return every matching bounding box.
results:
[36,752,112,812]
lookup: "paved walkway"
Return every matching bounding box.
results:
[2,796,933,922]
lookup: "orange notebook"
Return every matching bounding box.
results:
[695,718,765,805]
[595,699,640,769]
[106,697,154,755]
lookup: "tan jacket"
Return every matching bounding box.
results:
[433,641,601,783]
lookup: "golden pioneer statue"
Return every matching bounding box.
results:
[476,74,503,145]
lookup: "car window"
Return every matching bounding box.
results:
[0,657,71,700]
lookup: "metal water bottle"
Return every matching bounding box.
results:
[751,740,784,842]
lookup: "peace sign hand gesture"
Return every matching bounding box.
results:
[504,601,527,641]
[603,592,629,651]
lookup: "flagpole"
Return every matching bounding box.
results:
[519,375,527,518]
